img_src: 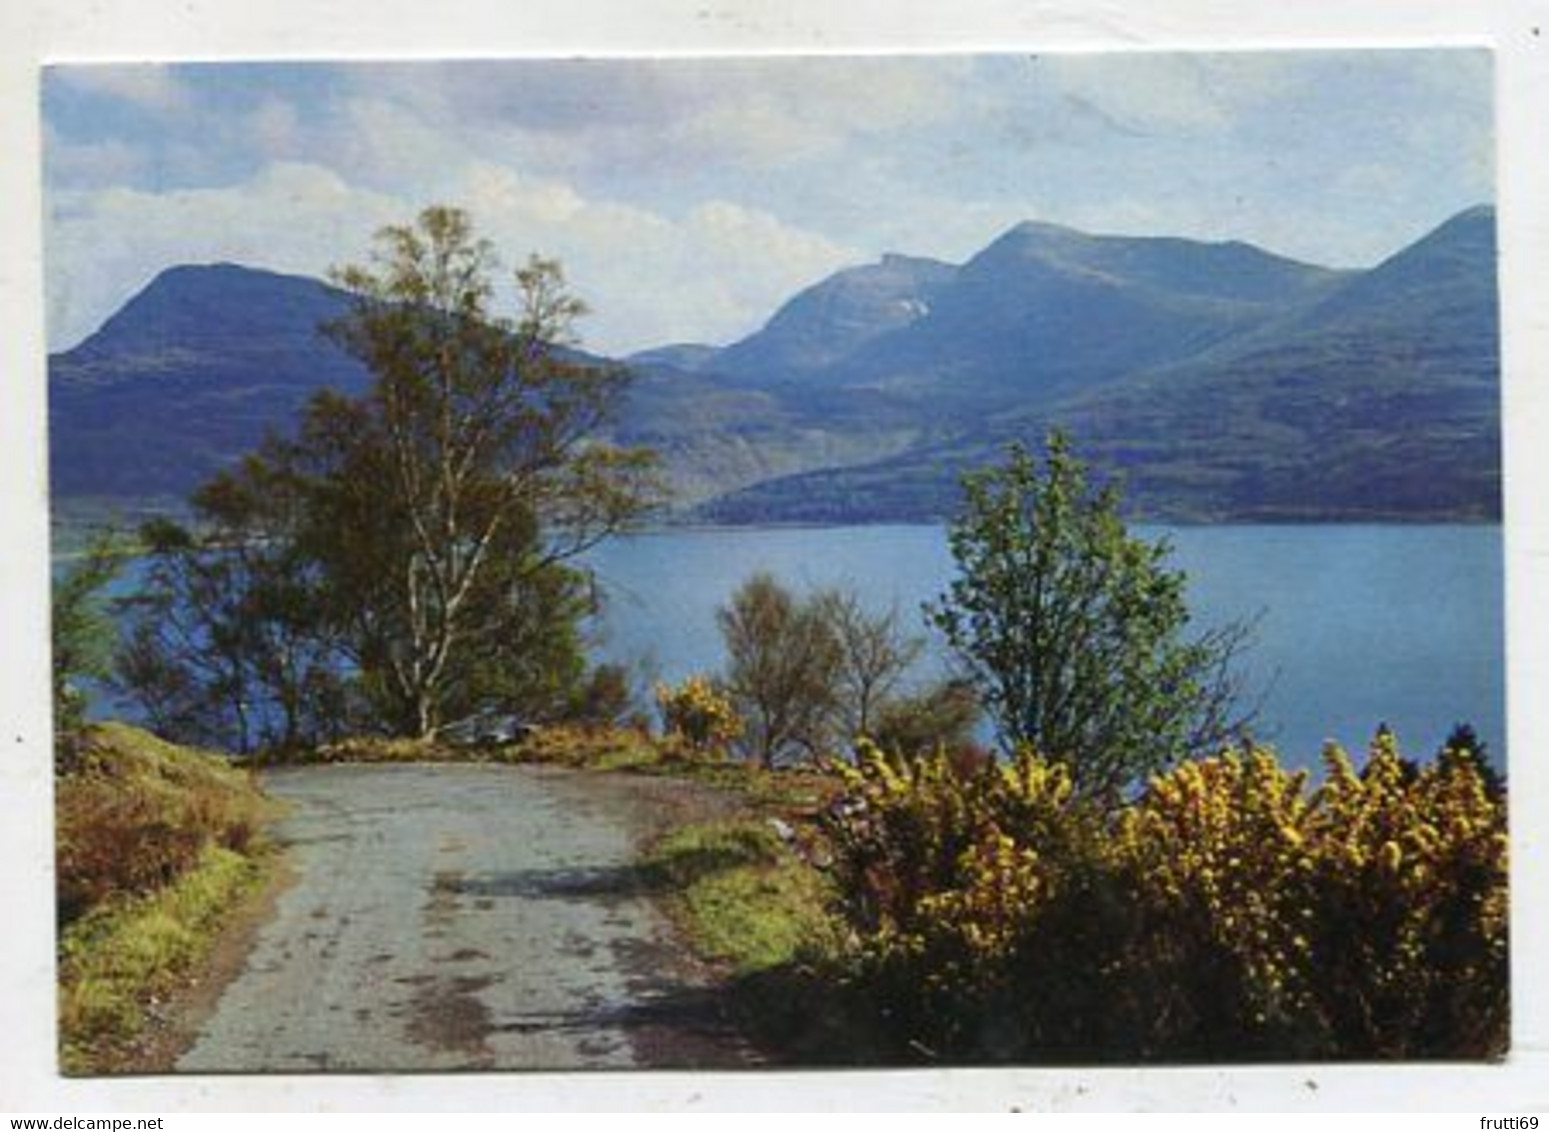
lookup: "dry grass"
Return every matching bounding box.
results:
[509,723,664,770]
[54,722,277,1072]
[56,723,274,925]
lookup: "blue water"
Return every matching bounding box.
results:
[77,523,1504,769]
[581,524,1505,769]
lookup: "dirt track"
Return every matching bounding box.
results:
[176,762,752,1072]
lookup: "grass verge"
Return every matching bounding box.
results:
[643,820,835,975]
[58,843,273,1073]
[55,722,279,1073]
[639,817,890,1063]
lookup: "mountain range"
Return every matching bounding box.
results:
[48,205,1500,524]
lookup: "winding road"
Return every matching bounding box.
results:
[176,763,753,1071]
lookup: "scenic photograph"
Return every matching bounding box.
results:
[44,51,1506,1072]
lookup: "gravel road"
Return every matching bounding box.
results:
[176,762,753,1072]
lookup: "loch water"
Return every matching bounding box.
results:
[582,523,1505,769]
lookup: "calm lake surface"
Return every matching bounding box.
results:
[582,523,1505,769]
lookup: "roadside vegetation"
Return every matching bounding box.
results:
[51,204,1507,1067]
[54,723,276,1072]
[817,730,1506,1062]
[642,820,835,975]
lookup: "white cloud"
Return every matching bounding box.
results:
[47,163,402,348]
[47,155,864,355]
[349,57,975,179]
[449,163,862,349]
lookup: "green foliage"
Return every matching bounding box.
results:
[115,206,661,748]
[117,479,353,755]
[290,207,659,738]
[54,722,274,1071]
[58,845,264,1073]
[644,820,834,975]
[51,533,124,753]
[567,662,637,727]
[824,734,1508,1062]
[927,430,1253,800]
[871,678,983,762]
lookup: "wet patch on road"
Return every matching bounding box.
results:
[405,974,497,1063]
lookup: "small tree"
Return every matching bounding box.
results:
[927,431,1253,800]
[716,575,927,765]
[818,590,924,741]
[716,573,844,767]
[52,533,123,759]
[115,478,351,756]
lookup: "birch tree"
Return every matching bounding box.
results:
[306,206,658,737]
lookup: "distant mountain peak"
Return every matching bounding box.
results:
[1391,203,1495,254]
[50,207,1497,524]
[879,251,952,270]
[1002,218,1081,239]
[710,250,955,381]
[977,219,1088,259]
[143,260,331,292]
[1450,202,1496,223]
[70,261,352,362]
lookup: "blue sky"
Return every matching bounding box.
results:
[42,51,1492,355]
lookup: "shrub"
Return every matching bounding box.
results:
[55,724,270,925]
[511,722,661,770]
[567,662,637,727]
[825,733,1508,1062]
[655,674,743,757]
[870,678,983,762]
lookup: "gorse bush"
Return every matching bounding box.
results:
[655,674,743,757]
[826,733,1507,1062]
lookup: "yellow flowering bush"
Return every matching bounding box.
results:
[654,674,743,757]
[827,741,1111,1052]
[825,732,1508,1062]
